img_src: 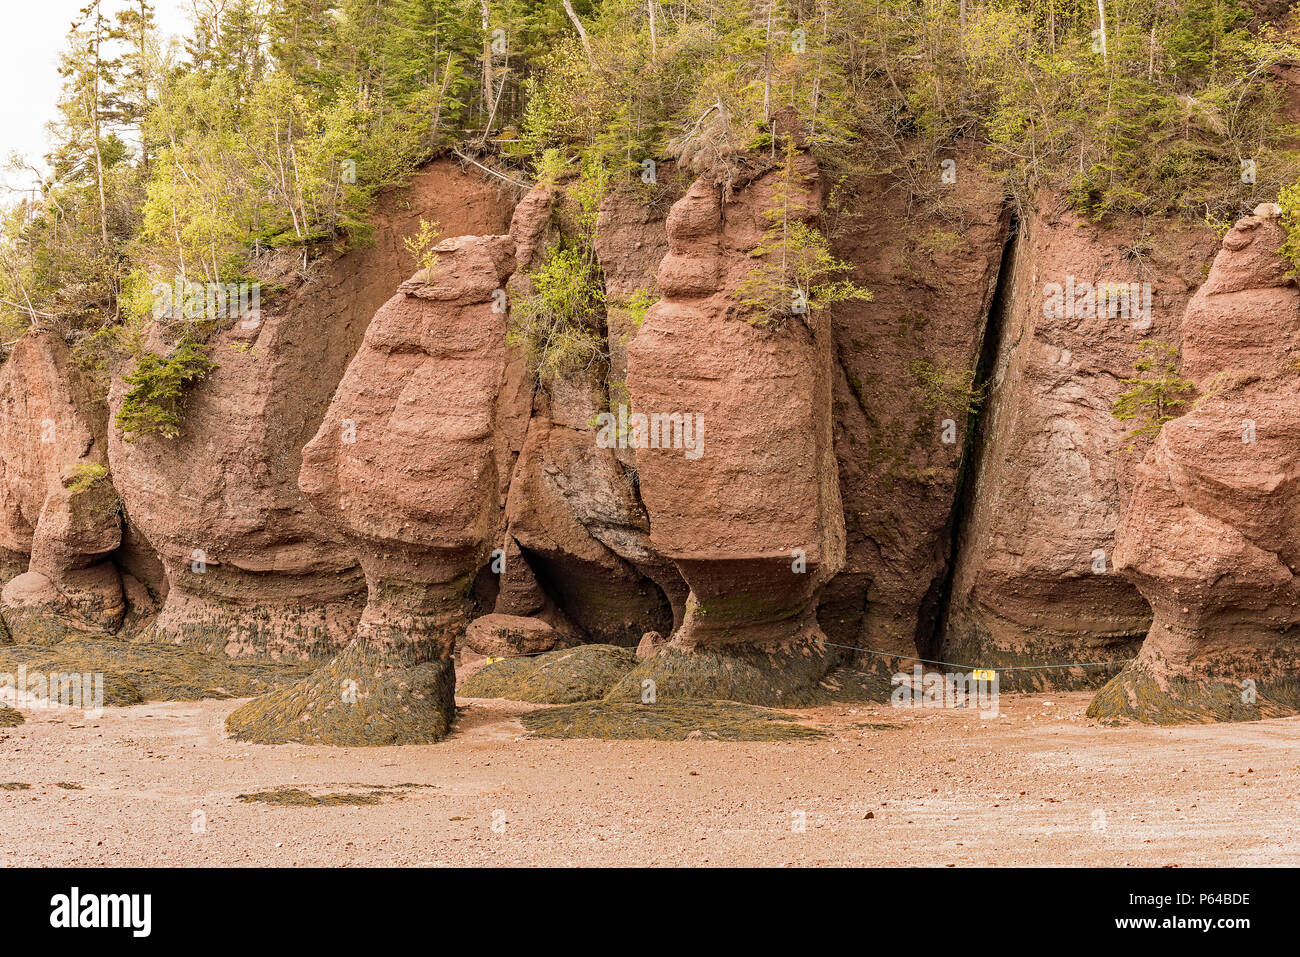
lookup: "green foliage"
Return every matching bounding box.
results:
[609,287,655,332]
[507,243,607,382]
[4,0,1300,404]
[1279,180,1300,274]
[910,360,984,417]
[402,218,443,275]
[737,143,871,328]
[1111,340,1195,449]
[115,335,218,441]
[65,462,109,494]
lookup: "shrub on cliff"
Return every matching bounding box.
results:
[737,144,870,329]
[508,243,608,382]
[114,335,217,441]
[1112,340,1195,450]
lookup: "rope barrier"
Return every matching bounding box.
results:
[466,636,1134,673]
[818,639,1132,673]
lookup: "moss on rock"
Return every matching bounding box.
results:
[604,642,841,707]
[1087,661,1300,724]
[0,639,310,706]
[226,644,456,746]
[459,644,638,703]
[521,699,825,741]
[237,787,386,806]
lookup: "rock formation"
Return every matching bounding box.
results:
[1090,209,1300,721]
[941,203,1216,688]
[0,332,125,643]
[6,146,1295,733]
[484,183,685,648]
[107,160,514,661]
[618,155,847,704]
[820,151,1010,665]
[227,186,541,744]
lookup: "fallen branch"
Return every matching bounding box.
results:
[451,150,533,190]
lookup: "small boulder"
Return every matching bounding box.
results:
[636,630,666,659]
[463,614,559,658]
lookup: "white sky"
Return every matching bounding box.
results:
[0,0,193,197]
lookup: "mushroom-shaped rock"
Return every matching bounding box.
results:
[229,223,527,745]
[0,333,124,642]
[1091,211,1300,722]
[620,156,847,704]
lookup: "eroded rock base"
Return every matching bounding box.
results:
[225,644,456,746]
[1088,657,1300,725]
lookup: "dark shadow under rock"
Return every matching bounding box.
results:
[458,644,638,703]
[225,644,456,746]
[521,699,825,741]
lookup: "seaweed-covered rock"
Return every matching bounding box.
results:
[522,699,825,741]
[0,638,310,706]
[459,644,638,703]
[226,644,455,746]
[607,640,839,707]
[0,704,24,727]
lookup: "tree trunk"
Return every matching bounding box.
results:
[479,0,495,120]
[90,3,110,247]
[561,0,596,68]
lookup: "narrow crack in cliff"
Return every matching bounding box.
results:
[914,208,1020,661]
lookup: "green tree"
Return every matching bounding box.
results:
[1112,340,1195,449]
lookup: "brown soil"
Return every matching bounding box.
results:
[1,691,1297,866]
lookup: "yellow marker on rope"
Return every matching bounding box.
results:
[971,669,997,682]
[485,657,503,665]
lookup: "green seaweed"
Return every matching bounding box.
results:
[460,644,638,703]
[0,639,312,706]
[1088,661,1300,725]
[521,699,826,741]
[226,644,456,746]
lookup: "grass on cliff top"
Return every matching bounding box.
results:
[0,639,313,708]
[521,699,826,741]
[459,644,638,704]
